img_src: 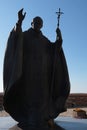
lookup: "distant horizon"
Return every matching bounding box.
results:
[0,90,87,94]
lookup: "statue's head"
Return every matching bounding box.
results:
[31,16,43,31]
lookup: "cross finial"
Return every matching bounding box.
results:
[56,8,64,28]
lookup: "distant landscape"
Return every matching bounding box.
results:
[0,93,87,110]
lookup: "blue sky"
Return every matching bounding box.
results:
[0,0,87,93]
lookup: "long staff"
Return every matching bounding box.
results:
[50,8,64,105]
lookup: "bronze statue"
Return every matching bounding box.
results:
[3,8,70,130]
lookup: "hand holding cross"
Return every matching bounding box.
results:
[56,8,63,38]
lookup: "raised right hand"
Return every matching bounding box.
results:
[18,8,26,23]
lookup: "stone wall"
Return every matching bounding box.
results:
[0,93,87,110]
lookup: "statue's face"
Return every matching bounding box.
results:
[31,17,43,31]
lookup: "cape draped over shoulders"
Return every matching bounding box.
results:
[3,28,70,120]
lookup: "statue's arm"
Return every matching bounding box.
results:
[56,28,63,49]
[52,28,63,51]
[15,8,26,33]
[3,9,25,90]
[3,9,26,72]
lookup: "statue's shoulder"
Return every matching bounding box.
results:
[23,28,33,35]
[40,31,48,40]
[23,28,31,38]
[42,34,51,43]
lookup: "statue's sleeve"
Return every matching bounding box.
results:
[3,28,23,94]
[50,38,70,116]
[52,38,70,96]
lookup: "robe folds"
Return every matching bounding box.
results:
[3,28,70,123]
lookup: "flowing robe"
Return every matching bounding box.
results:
[3,28,70,124]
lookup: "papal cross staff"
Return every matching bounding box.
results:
[56,8,64,28]
[50,8,64,105]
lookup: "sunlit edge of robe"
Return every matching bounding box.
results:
[3,29,70,121]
